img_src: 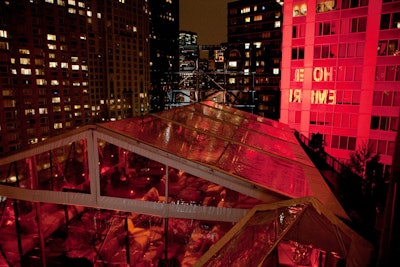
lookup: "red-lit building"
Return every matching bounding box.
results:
[280,0,400,174]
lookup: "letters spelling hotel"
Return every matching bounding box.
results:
[279,0,400,175]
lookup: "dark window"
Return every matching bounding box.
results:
[378,140,387,154]
[390,117,399,131]
[388,141,395,156]
[383,91,393,106]
[369,139,377,154]
[348,137,356,150]
[392,13,400,29]
[381,14,390,29]
[339,136,348,149]
[331,135,339,148]
[380,117,390,130]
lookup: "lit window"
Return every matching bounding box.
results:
[19,49,30,54]
[51,80,59,85]
[48,44,57,50]
[273,68,280,75]
[228,78,236,84]
[45,0,54,3]
[57,0,65,6]
[71,56,78,62]
[274,21,281,28]
[49,53,56,58]
[39,108,48,114]
[241,7,250,13]
[36,79,46,85]
[72,64,79,70]
[49,62,58,68]
[0,30,8,38]
[54,123,63,129]
[25,109,35,115]
[35,69,45,75]
[61,62,68,68]
[68,0,75,5]
[87,10,92,17]
[47,34,56,41]
[254,42,262,48]
[78,1,84,8]
[245,43,250,49]
[245,17,251,23]
[97,13,101,19]
[68,8,76,14]
[228,61,237,68]
[254,15,262,21]
[21,68,32,75]
[20,58,30,65]
[52,97,61,103]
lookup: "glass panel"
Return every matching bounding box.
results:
[217,144,312,198]
[202,204,306,266]
[167,169,266,208]
[0,139,89,193]
[98,140,166,200]
[0,199,233,266]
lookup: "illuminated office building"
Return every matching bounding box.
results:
[227,0,284,119]
[149,0,179,112]
[280,0,400,174]
[0,0,150,156]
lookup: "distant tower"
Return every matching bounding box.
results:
[149,0,180,112]
[280,0,400,172]
[0,0,150,156]
[227,0,284,119]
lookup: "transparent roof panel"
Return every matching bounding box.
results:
[101,101,313,199]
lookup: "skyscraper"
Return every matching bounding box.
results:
[227,0,284,119]
[149,0,179,112]
[280,0,400,174]
[0,0,150,156]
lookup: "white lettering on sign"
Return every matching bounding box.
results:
[289,89,336,104]
[294,67,334,82]
[311,89,336,104]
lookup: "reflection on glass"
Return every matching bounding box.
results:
[97,140,265,208]
[0,199,234,266]
[0,139,90,193]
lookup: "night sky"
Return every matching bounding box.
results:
[180,0,234,45]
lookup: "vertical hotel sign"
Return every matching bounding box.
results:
[289,67,336,105]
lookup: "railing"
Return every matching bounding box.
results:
[294,130,361,179]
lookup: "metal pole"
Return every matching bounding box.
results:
[125,214,130,265]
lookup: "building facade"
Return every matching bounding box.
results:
[227,0,284,119]
[149,0,179,112]
[280,0,400,173]
[0,0,150,156]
